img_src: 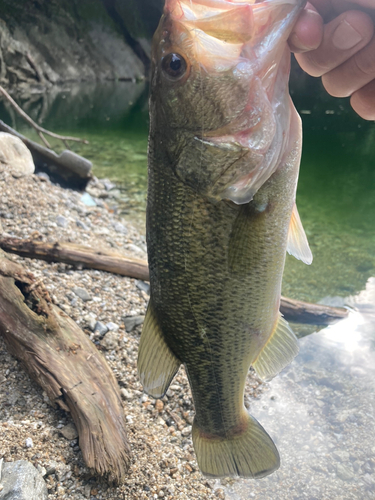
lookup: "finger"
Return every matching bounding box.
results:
[322,35,375,97]
[350,80,375,120]
[294,10,374,77]
[288,6,324,52]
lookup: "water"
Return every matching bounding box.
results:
[1,73,375,499]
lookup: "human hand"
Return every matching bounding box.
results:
[289,0,375,120]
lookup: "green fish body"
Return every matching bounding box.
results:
[138,0,311,479]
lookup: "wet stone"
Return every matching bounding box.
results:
[0,460,48,500]
[335,463,354,482]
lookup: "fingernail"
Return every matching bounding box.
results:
[332,20,363,50]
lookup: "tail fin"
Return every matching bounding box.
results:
[192,413,279,479]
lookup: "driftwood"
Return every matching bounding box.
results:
[280,295,348,326]
[0,120,92,189]
[0,236,149,282]
[0,249,131,483]
[0,236,349,326]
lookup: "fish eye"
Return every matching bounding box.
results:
[161,53,188,80]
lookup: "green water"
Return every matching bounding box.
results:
[2,75,375,305]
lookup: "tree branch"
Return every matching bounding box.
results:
[0,86,89,149]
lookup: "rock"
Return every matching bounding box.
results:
[100,330,119,350]
[35,172,50,182]
[76,219,90,231]
[83,314,97,332]
[123,315,145,332]
[136,280,150,295]
[72,287,91,302]
[113,222,128,234]
[60,423,78,441]
[0,2,145,89]
[93,321,108,338]
[0,133,35,178]
[335,463,354,482]
[56,215,68,228]
[0,460,48,500]
[25,437,33,448]
[155,400,164,413]
[80,193,97,207]
[103,179,116,191]
[181,426,192,437]
[106,322,119,332]
[120,389,133,400]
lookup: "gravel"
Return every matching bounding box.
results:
[0,171,233,500]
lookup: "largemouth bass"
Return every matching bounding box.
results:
[138,0,312,479]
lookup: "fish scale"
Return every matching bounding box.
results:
[138,0,310,478]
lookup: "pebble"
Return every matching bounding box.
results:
[181,426,192,437]
[120,389,133,400]
[36,172,50,182]
[100,330,119,350]
[336,463,354,482]
[155,400,164,413]
[72,287,92,302]
[76,219,90,231]
[83,314,97,331]
[106,321,119,331]
[113,222,128,234]
[80,192,96,206]
[136,280,150,295]
[93,321,108,337]
[56,215,69,228]
[25,437,33,448]
[123,315,145,332]
[60,423,79,440]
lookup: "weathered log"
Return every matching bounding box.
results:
[0,249,131,483]
[0,236,149,282]
[0,120,92,189]
[280,295,348,326]
[0,236,349,325]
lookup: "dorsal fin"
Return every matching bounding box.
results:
[287,204,313,265]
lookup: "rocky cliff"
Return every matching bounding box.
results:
[0,0,148,89]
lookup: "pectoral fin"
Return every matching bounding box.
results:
[252,314,299,382]
[287,204,313,265]
[137,300,180,398]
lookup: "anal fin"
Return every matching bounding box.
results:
[287,203,313,265]
[137,300,180,398]
[252,314,299,382]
